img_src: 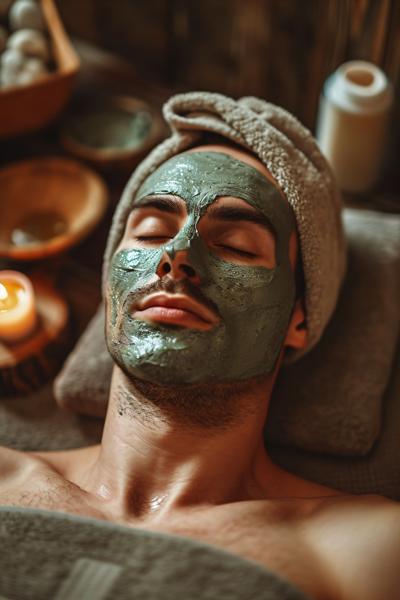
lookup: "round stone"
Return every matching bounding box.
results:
[0,47,24,74]
[9,0,45,31]
[7,28,49,62]
[23,55,46,76]
[15,55,47,83]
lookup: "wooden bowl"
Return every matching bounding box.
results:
[0,157,108,261]
[60,94,165,172]
[0,0,80,138]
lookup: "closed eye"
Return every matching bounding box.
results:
[216,244,258,258]
[135,236,172,241]
[124,209,182,246]
[132,235,173,247]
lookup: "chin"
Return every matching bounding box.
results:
[106,320,280,389]
[111,356,213,387]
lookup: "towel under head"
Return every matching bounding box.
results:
[102,91,346,357]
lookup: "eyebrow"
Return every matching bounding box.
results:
[133,195,183,214]
[206,205,275,236]
[132,195,275,235]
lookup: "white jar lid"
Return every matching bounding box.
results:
[324,60,393,114]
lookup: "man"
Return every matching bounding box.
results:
[1,93,399,600]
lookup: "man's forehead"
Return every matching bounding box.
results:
[187,143,278,188]
[138,148,274,187]
[134,150,285,213]
[132,151,296,240]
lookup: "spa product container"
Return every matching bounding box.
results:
[316,60,393,193]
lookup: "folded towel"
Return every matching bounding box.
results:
[55,308,113,419]
[54,208,400,457]
[0,383,102,451]
[269,335,400,500]
[266,209,400,455]
[102,92,346,359]
[0,507,310,600]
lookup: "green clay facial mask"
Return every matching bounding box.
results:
[107,151,296,385]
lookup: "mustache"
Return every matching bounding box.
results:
[124,278,220,317]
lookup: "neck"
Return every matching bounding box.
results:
[80,366,280,521]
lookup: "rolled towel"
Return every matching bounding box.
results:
[55,306,112,419]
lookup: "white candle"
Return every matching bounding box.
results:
[0,270,37,342]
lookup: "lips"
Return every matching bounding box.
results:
[133,293,219,330]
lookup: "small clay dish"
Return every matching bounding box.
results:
[0,157,108,261]
[60,94,165,172]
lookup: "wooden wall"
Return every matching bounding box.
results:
[56,0,400,131]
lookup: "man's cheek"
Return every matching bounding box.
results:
[107,266,137,332]
[200,252,276,312]
[113,248,163,288]
[106,285,122,331]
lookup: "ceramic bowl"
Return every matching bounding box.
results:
[0,0,80,138]
[0,157,108,260]
[60,93,165,172]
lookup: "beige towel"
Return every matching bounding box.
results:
[0,507,309,600]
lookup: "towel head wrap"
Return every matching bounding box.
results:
[103,92,346,358]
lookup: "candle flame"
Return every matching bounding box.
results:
[0,283,7,301]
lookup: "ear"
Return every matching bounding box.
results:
[284,298,308,350]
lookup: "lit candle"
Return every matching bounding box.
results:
[0,270,37,343]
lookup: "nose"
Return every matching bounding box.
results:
[156,249,201,284]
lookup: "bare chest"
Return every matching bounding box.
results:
[142,504,331,600]
[0,473,332,599]
[0,468,105,521]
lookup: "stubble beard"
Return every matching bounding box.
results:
[112,363,270,432]
[106,276,273,431]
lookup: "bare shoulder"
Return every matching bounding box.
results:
[0,444,76,486]
[0,445,37,482]
[0,444,103,517]
[0,444,98,489]
[305,493,400,600]
[314,491,400,523]
[30,445,99,478]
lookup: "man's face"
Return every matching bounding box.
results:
[106,147,297,385]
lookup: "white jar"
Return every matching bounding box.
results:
[316,61,393,193]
